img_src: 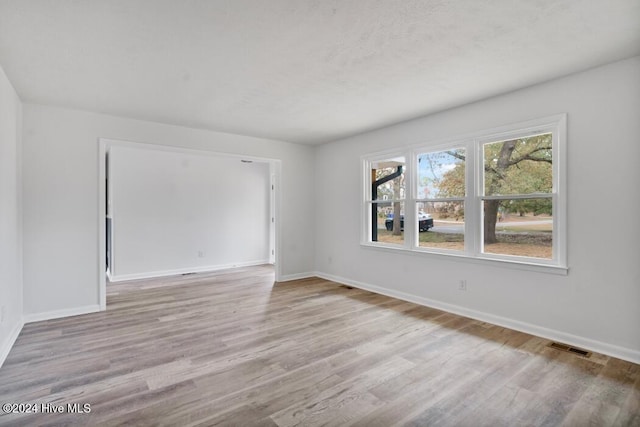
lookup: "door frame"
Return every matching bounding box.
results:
[97,138,282,310]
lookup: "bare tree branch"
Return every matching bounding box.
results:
[511,155,552,165]
[508,146,551,166]
[445,150,466,161]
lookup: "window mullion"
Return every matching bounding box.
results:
[404,150,415,250]
[465,139,480,256]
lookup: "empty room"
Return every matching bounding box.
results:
[0,1,639,426]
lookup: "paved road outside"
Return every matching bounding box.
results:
[432,219,552,234]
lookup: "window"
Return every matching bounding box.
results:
[417,148,466,251]
[480,134,553,259]
[362,115,567,272]
[366,155,406,247]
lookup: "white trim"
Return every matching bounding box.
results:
[313,271,640,364]
[269,170,276,265]
[0,319,24,368]
[360,158,368,244]
[468,139,480,255]
[361,114,567,272]
[98,137,283,297]
[481,194,552,201]
[361,151,408,246]
[361,240,568,275]
[108,260,270,283]
[277,272,316,282]
[362,114,566,163]
[415,197,466,203]
[23,305,101,324]
[98,140,107,310]
[555,115,568,268]
[272,161,282,282]
[404,155,414,251]
[99,137,276,163]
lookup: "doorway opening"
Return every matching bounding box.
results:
[98,138,281,310]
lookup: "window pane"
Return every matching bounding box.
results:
[417,201,464,251]
[418,149,465,198]
[371,157,405,200]
[483,133,552,196]
[371,202,405,246]
[482,198,552,259]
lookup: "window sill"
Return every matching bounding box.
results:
[360,242,568,276]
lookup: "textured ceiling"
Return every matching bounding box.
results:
[1,0,639,144]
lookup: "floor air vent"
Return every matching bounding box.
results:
[548,342,592,358]
[339,285,354,290]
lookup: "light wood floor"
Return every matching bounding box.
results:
[1,265,638,426]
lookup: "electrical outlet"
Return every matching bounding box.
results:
[198,251,205,258]
[0,306,4,324]
[458,280,467,291]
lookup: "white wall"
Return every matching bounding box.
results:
[22,105,315,318]
[108,144,271,280]
[0,64,23,367]
[314,57,640,362]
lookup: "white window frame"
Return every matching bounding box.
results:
[412,143,469,253]
[363,151,411,250]
[361,114,567,274]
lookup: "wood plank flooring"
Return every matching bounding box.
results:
[1,265,638,426]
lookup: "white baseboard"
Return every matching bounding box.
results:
[314,271,640,365]
[23,304,101,323]
[277,272,315,282]
[0,319,24,368]
[108,259,270,282]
